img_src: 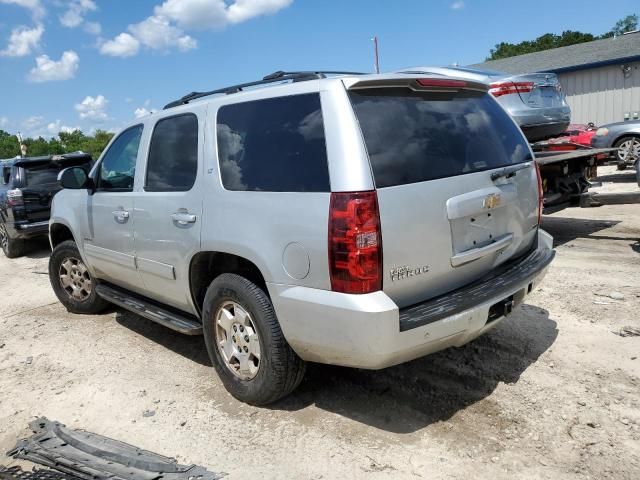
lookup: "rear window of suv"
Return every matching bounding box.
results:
[216,93,330,192]
[25,161,92,186]
[349,88,532,188]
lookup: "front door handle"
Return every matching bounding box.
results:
[171,212,197,225]
[112,209,129,222]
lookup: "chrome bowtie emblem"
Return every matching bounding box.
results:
[483,193,501,209]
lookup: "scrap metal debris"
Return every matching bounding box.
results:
[7,418,225,480]
[612,326,640,337]
[0,465,79,480]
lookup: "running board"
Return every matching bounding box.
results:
[96,284,202,335]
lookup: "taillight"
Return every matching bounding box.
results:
[416,78,467,89]
[328,191,382,294]
[534,163,543,225]
[7,188,23,207]
[489,81,534,97]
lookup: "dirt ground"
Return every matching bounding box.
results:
[1,165,639,479]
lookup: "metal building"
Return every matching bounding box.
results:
[472,31,640,126]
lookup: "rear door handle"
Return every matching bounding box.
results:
[171,212,197,225]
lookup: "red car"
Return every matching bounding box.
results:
[548,123,597,147]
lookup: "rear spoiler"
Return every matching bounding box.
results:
[346,75,490,93]
[13,152,93,168]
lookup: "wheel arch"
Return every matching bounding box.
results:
[612,132,640,147]
[49,222,78,249]
[189,251,269,317]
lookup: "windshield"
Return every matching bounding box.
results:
[349,88,532,188]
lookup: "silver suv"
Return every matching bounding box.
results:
[48,71,555,405]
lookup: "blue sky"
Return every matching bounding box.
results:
[0,0,637,138]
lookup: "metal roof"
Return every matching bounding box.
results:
[471,31,640,74]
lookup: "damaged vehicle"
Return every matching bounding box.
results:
[48,70,555,405]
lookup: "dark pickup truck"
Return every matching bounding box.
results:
[0,153,93,258]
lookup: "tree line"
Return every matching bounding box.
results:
[0,129,114,161]
[487,14,638,60]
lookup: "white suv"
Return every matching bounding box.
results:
[48,71,555,405]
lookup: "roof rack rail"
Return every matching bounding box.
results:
[163,70,365,109]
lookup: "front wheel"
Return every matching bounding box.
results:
[614,136,640,168]
[49,240,109,314]
[202,273,305,405]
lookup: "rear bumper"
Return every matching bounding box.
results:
[270,229,554,369]
[521,122,570,142]
[3,220,49,239]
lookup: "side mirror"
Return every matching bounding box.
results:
[59,167,89,190]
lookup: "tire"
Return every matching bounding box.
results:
[613,136,640,168]
[0,222,24,258]
[49,240,109,314]
[636,162,640,187]
[202,273,305,405]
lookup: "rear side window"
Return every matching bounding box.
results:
[349,88,532,188]
[146,114,198,192]
[216,93,330,192]
[2,166,11,185]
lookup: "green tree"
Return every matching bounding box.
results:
[0,130,20,159]
[487,14,636,60]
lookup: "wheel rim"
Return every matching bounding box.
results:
[59,256,92,302]
[0,223,8,252]
[617,139,640,163]
[214,301,261,380]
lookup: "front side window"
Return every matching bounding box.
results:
[146,114,198,192]
[216,93,330,192]
[98,125,143,191]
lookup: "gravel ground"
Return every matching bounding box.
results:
[0,165,639,479]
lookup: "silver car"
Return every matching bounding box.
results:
[48,71,555,405]
[590,120,640,170]
[399,66,571,142]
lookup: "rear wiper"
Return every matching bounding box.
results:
[490,163,531,181]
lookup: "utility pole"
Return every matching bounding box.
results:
[372,36,380,74]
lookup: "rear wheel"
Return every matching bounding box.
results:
[49,240,109,314]
[614,136,640,168]
[202,273,305,405]
[0,222,24,258]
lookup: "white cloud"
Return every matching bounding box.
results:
[84,21,101,35]
[128,15,196,52]
[134,107,152,118]
[75,95,108,122]
[0,24,43,57]
[155,0,293,29]
[59,0,96,28]
[226,0,293,24]
[99,32,140,57]
[0,116,8,128]
[27,50,79,82]
[0,0,45,21]
[100,0,292,57]
[450,1,465,9]
[155,0,228,29]
[47,119,80,134]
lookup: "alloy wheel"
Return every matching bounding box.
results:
[215,301,261,380]
[617,138,640,163]
[59,256,93,301]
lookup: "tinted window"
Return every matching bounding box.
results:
[216,93,330,192]
[146,114,198,192]
[24,161,92,186]
[99,125,143,191]
[2,166,11,185]
[349,89,532,188]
